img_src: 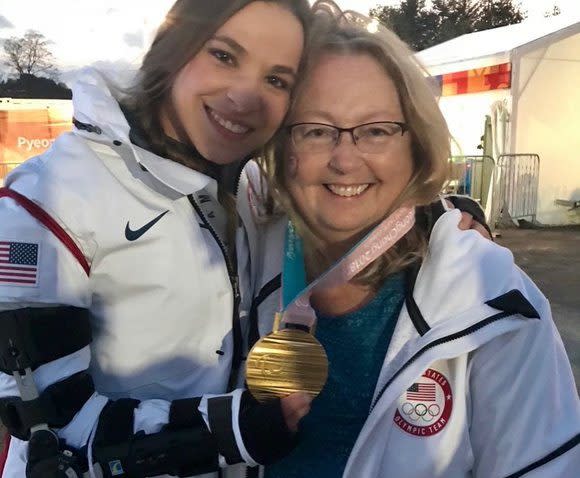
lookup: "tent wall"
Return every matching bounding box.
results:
[512,32,580,225]
[438,89,511,156]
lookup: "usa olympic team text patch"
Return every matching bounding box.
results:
[393,368,453,437]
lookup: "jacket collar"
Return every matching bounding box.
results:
[71,67,216,197]
[136,147,214,197]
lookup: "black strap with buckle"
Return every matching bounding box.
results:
[0,307,92,375]
[0,371,95,440]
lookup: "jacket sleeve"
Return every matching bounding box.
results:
[0,197,199,452]
[0,193,105,454]
[0,195,295,475]
[468,274,580,478]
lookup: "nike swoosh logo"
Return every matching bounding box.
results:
[125,210,170,241]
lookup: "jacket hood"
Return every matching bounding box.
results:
[71,67,133,143]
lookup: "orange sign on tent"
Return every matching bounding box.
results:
[0,100,73,183]
[433,63,512,97]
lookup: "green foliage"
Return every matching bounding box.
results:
[370,1,437,50]
[370,0,526,51]
[475,0,526,30]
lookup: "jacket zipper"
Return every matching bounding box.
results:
[370,310,513,412]
[232,161,263,478]
[190,163,251,478]
[188,195,243,392]
[248,273,282,350]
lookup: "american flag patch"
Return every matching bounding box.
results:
[407,382,437,402]
[0,241,39,286]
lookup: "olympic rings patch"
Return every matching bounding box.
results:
[393,368,453,437]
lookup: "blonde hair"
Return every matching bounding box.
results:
[258,0,451,287]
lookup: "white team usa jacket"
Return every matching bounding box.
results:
[241,206,580,478]
[0,68,258,478]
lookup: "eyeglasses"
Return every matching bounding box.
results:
[287,121,408,154]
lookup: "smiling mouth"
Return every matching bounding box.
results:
[325,184,371,197]
[206,106,251,135]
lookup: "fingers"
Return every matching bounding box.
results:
[457,210,492,239]
[280,392,312,432]
[458,211,474,231]
[471,221,492,240]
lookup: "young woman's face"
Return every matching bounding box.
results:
[286,53,414,248]
[164,1,304,165]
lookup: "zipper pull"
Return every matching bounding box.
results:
[231,276,241,302]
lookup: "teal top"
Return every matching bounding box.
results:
[264,272,406,478]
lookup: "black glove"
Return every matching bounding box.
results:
[206,390,300,466]
[238,391,300,465]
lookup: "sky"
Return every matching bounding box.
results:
[0,0,579,73]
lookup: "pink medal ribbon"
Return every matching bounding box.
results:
[281,206,416,329]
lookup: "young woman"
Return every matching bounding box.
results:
[0,1,495,476]
[245,4,580,477]
[0,1,312,477]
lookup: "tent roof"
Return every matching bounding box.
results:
[416,15,580,75]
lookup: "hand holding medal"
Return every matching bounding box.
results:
[246,206,416,402]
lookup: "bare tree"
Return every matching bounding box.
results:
[3,30,59,78]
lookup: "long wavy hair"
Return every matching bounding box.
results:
[258,0,451,287]
[121,0,312,251]
[124,0,312,171]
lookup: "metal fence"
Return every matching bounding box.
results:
[492,154,540,223]
[446,155,495,208]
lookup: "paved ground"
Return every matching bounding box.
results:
[1,227,578,452]
[495,226,580,392]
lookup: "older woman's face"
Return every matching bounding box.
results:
[286,53,414,247]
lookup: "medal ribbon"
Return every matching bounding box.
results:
[281,206,416,329]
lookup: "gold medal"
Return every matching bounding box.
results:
[246,318,328,402]
[245,209,415,402]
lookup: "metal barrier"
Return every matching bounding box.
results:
[446,155,495,208]
[493,154,540,223]
[0,162,21,186]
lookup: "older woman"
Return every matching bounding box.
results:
[0,1,314,476]
[242,4,580,478]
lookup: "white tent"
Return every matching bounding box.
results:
[417,16,580,225]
